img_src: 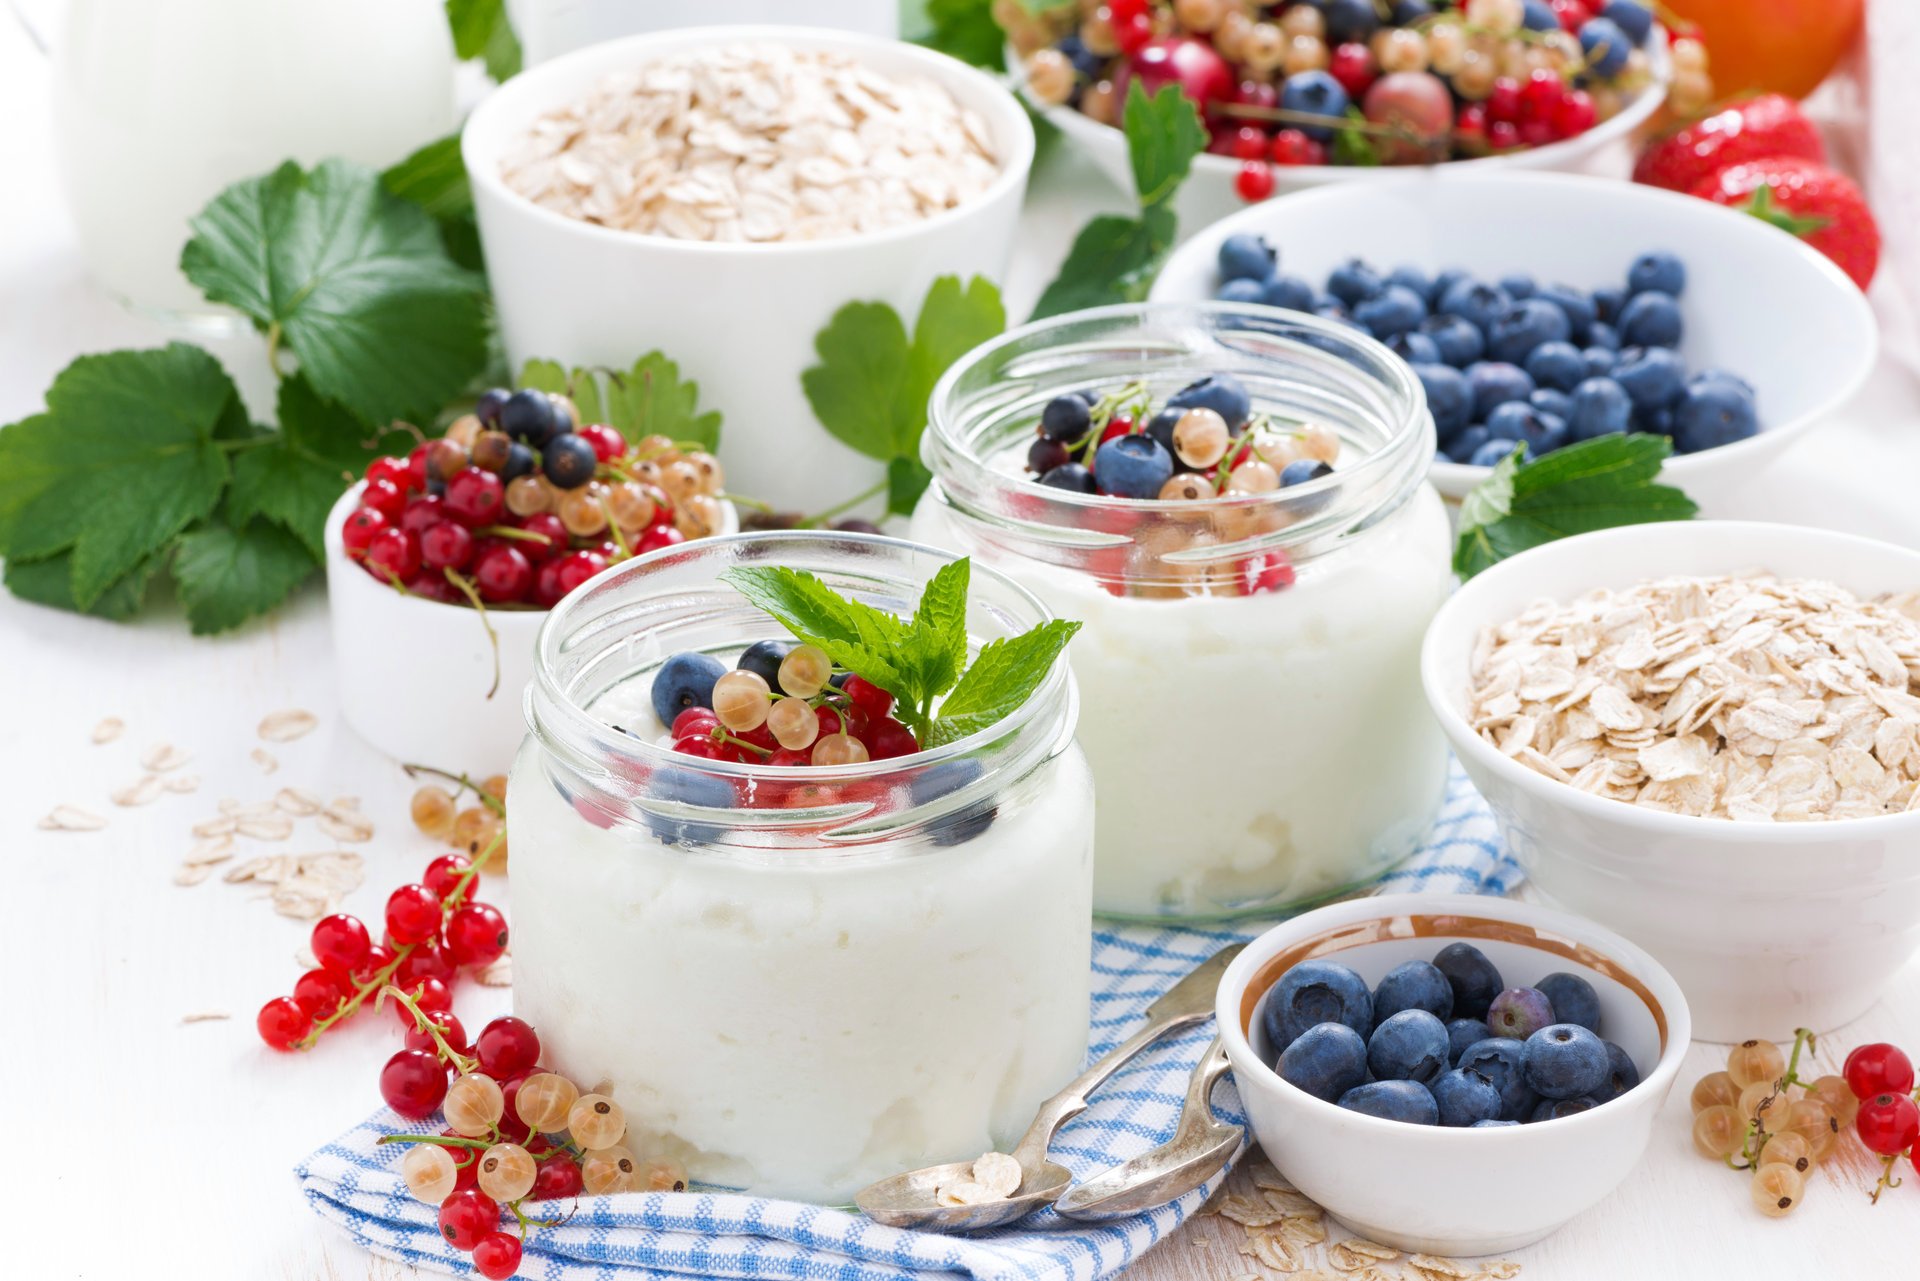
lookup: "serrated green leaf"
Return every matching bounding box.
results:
[444,0,522,82]
[897,276,1006,457]
[3,549,162,622]
[173,517,317,634]
[1453,435,1698,579]
[517,353,722,452]
[1126,83,1208,209]
[718,564,918,705]
[0,344,232,606]
[382,133,483,271]
[904,557,970,707]
[887,455,934,518]
[920,0,1007,68]
[1030,207,1175,319]
[229,377,380,560]
[925,618,1082,748]
[182,159,488,425]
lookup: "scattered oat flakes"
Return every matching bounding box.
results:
[935,1182,996,1207]
[1239,1229,1306,1271]
[141,743,191,772]
[162,773,200,794]
[92,717,124,744]
[1409,1254,1475,1280]
[173,863,216,887]
[1219,1194,1290,1227]
[275,787,323,816]
[111,775,165,807]
[251,747,279,774]
[237,814,295,841]
[1480,1263,1522,1280]
[192,816,237,838]
[185,835,235,865]
[971,1151,1022,1198]
[180,1012,230,1024]
[257,708,318,742]
[318,806,375,843]
[1328,1239,1400,1271]
[474,952,512,987]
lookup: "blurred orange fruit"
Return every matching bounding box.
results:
[1664,0,1863,99]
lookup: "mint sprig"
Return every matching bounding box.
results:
[718,559,1080,746]
[1453,435,1700,579]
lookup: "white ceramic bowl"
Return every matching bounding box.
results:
[1024,31,1668,236]
[322,483,735,772]
[1149,172,1878,512]
[1217,892,1689,1257]
[464,25,1034,514]
[1422,521,1920,1042]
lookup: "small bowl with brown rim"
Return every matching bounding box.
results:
[1215,892,1690,1257]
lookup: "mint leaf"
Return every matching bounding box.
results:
[382,134,483,271]
[174,516,317,634]
[4,549,161,622]
[920,0,1007,68]
[230,376,387,559]
[1453,435,1699,579]
[445,0,522,82]
[182,159,488,425]
[519,352,723,452]
[0,344,232,606]
[1127,83,1208,209]
[926,619,1082,748]
[718,565,916,699]
[904,557,971,705]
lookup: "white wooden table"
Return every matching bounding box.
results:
[5,17,1920,1280]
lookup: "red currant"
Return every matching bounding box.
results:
[397,941,457,988]
[672,708,720,739]
[365,527,422,583]
[496,1066,540,1145]
[312,914,372,974]
[445,466,506,526]
[1108,0,1146,19]
[532,1154,583,1199]
[514,513,568,564]
[341,508,387,560]
[1270,129,1322,166]
[1455,103,1489,146]
[765,747,810,767]
[394,977,454,1027]
[365,455,412,491]
[404,1009,470,1058]
[1486,77,1522,125]
[380,1048,450,1119]
[400,493,448,535]
[424,852,473,900]
[577,423,627,462]
[1098,414,1135,446]
[406,441,433,491]
[473,544,534,603]
[1551,88,1595,138]
[866,718,919,760]
[1112,9,1153,54]
[637,525,685,555]
[420,520,476,571]
[436,1188,499,1251]
[1250,551,1297,593]
[361,477,406,521]
[675,735,726,760]
[1844,1043,1915,1099]
[1855,1092,1920,1156]
[816,703,868,742]
[447,902,510,967]
[1228,125,1268,161]
[1519,69,1562,122]
[385,884,444,945]
[1327,42,1376,99]
[1518,119,1554,147]
[1234,161,1275,202]
[842,676,894,720]
[1487,120,1521,150]
[291,967,352,1020]
[1551,0,1593,32]
[256,996,310,1050]
[472,1231,523,1279]
[353,943,398,986]
[475,1016,542,1079]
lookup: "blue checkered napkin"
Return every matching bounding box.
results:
[297,763,1517,1280]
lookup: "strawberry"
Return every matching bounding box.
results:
[1689,156,1880,290]
[1632,94,1826,193]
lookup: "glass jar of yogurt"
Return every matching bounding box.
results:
[508,531,1093,1204]
[913,302,1450,920]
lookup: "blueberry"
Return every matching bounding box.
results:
[1372,960,1456,1023]
[1368,1009,1451,1085]
[1444,426,1490,463]
[1633,403,1675,436]
[1487,987,1557,1040]
[1535,972,1603,1033]
[1218,232,1277,283]
[1433,942,1504,1020]
[1530,388,1576,422]
[1486,401,1565,455]
[1447,1017,1492,1065]
[1591,285,1626,324]
[650,652,726,727]
[1262,274,1318,311]
[735,639,794,694]
[1470,439,1522,467]
[1568,377,1631,441]
[1457,1037,1539,1121]
[1038,462,1098,493]
[1419,314,1486,367]
[1617,291,1683,348]
[1338,1080,1439,1125]
[1594,1041,1641,1103]
[1520,0,1559,31]
[1040,392,1094,443]
[475,387,510,429]
[1145,406,1185,462]
[1440,278,1512,334]
[1628,250,1686,298]
[641,765,737,845]
[1614,348,1686,409]
[1276,1022,1369,1102]
[1029,437,1072,474]
[1314,302,1361,330]
[1522,1024,1611,1099]
[1691,367,1756,398]
[1322,0,1380,42]
[1603,0,1653,43]
[1218,277,1266,304]
[1326,258,1385,307]
[1429,267,1470,308]
[1525,341,1587,393]
[501,388,558,446]
[1262,960,1375,1052]
[1586,321,1621,352]
[1390,0,1434,22]
[1167,374,1253,431]
[1466,361,1535,419]
[1281,70,1350,140]
[1534,284,1597,343]
[1672,380,1759,454]
[1094,433,1175,498]
[1387,264,1433,300]
[1530,1095,1600,1123]
[500,441,537,484]
[907,758,996,846]
[1498,271,1537,299]
[1355,285,1428,339]
[1415,364,1473,440]
[1388,332,1443,366]
[1056,32,1104,80]
[542,432,599,489]
[1280,458,1335,488]
[1581,346,1618,378]
[1488,298,1572,364]
[1473,1119,1521,1128]
[1433,1067,1504,1126]
[1579,16,1632,76]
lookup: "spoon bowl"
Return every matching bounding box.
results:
[855,1158,1073,1231]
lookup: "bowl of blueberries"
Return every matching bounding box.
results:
[1150,171,1878,513]
[1216,892,1690,1256]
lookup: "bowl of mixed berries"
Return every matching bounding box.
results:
[324,385,736,770]
[1002,0,1676,227]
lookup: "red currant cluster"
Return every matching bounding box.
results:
[380,998,687,1280]
[255,778,508,1053]
[342,386,727,611]
[673,647,920,768]
[1843,1041,1919,1200]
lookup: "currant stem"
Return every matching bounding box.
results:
[443,569,502,699]
[296,945,413,1050]
[376,1133,492,1153]
[1870,1153,1903,1204]
[601,500,634,559]
[1778,1027,1817,1091]
[801,480,887,528]
[383,984,478,1075]
[401,764,509,819]
[477,524,555,547]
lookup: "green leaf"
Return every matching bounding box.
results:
[517,353,723,452]
[925,618,1082,748]
[888,455,934,517]
[920,0,1007,69]
[229,376,381,560]
[0,344,232,606]
[1030,206,1175,319]
[718,564,920,701]
[173,517,318,634]
[382,134,483,272]
[1453,435,1699,579]
[1331,107,1380,167]
[181,159,489,425]
[1126,83,1208,209]
[3,549,161,622]
[444,0,522,82]
[897,276,1006,456]
[904,557,971,707]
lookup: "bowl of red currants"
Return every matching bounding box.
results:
[324,385,736,771]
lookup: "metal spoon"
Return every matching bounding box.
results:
[854,943,1244,1232]
[1053,1036,1242,1221]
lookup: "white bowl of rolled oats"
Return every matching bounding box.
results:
[463,26,1033,514]
[1422,521,1920,1041]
